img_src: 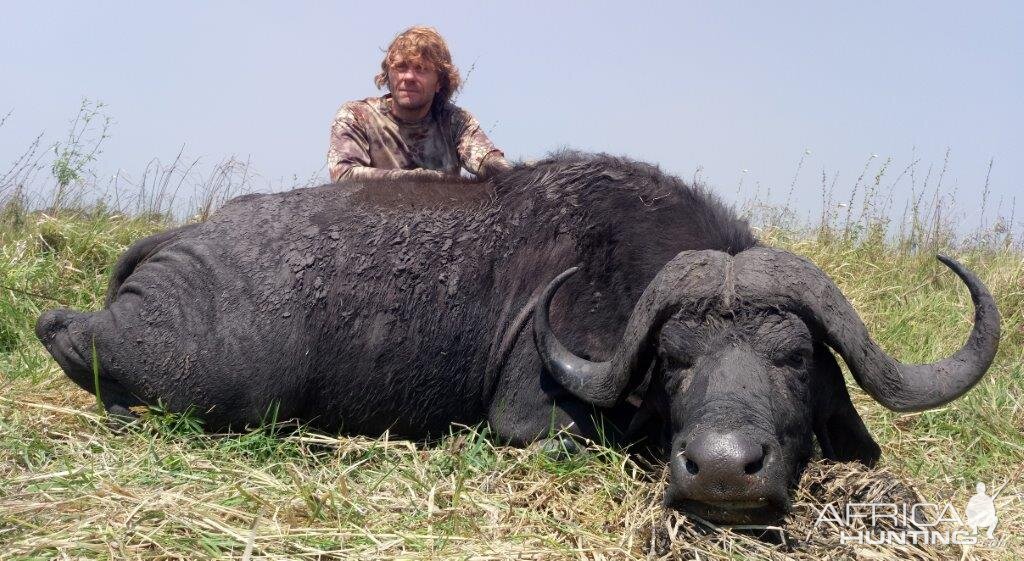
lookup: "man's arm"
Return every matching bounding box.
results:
[452,109,511,180]
[328,103,373,182]
[335,165,453,182]
[328,103,455,183]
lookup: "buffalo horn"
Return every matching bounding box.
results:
[533,251,728,407]
[737,247,1000,412]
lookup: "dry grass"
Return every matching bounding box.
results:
[0,388,657,559]
[1,390,1020,559]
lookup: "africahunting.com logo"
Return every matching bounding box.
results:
[814,482,1007,548]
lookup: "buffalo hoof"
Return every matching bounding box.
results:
[103,404,140,431]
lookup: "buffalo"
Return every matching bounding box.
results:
[36,152,1000,524]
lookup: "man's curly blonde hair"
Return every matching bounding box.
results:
[374,26,461,112]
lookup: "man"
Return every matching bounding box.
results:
[328,26,510,183]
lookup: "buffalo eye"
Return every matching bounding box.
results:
[773,348,810,370]
[657,351,693,392]
[663,352,693,371]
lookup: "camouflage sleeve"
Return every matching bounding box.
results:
[340,166,450,182]
[451,108,507,178]
[327,102,374,182]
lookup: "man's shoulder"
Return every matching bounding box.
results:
[335,96,389,122]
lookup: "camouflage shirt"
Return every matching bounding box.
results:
[328,95,506,182]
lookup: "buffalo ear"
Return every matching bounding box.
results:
[811,343,881,466]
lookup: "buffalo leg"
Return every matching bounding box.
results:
[36,309,145,416]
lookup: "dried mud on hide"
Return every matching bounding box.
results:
[647,462,984,560]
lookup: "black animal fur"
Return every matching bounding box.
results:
[37,152,890,524]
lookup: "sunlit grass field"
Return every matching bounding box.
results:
[0,200,1021,560]
[1,103,1022,560]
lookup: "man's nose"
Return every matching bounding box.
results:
[394,68,418,82]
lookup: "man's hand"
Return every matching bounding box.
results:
[478,151,512,180]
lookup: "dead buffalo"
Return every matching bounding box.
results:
[36,152,1000,524]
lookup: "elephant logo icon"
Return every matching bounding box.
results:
[965,482,998,539]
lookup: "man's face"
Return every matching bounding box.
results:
[387,56,441,113]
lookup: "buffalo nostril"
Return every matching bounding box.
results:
[685,457,700,475]
[744,447,766,475]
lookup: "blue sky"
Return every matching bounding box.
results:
[1,2,1021,225]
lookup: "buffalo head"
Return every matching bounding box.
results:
[533,247,1000,524]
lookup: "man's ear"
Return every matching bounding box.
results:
[811,342,881,466]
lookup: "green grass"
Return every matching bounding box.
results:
[0,213,163,384]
